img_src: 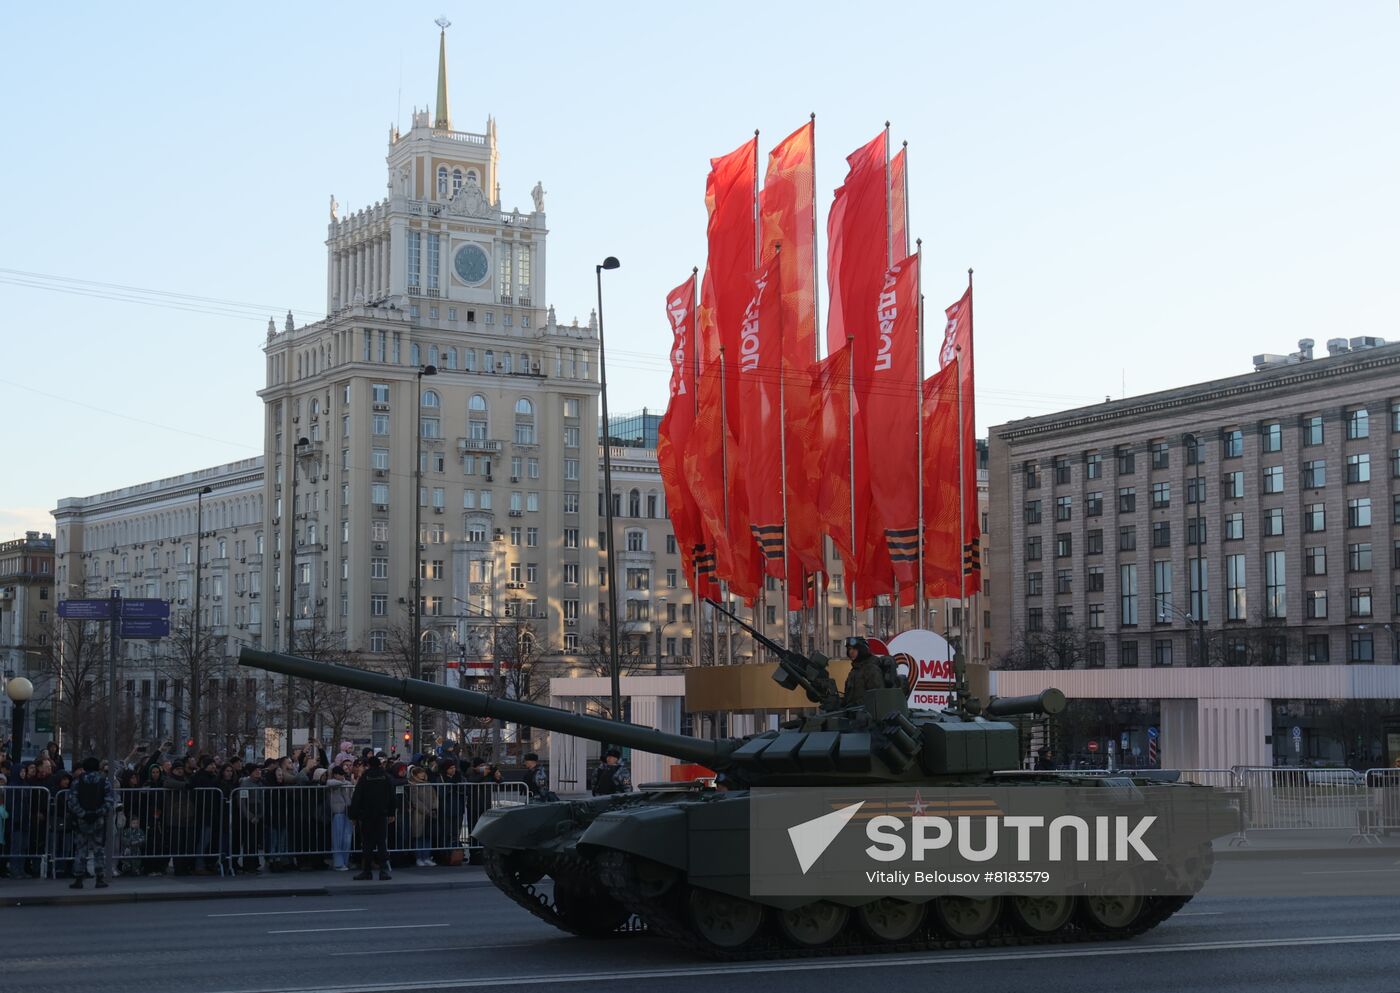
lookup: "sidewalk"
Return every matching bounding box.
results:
[1,863,493,907]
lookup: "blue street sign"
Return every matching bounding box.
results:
[120,599,170,619]
[119,617,170,639]
[57,598,116,620]
[1291,725,1302,739]
[1147,726,1159,740]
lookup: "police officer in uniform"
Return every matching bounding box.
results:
[842,636,889,706]
[590,749,632,795]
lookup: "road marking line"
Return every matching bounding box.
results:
[209,931,1400,992]
[1301,868,1400,875]
[268,924,450,935]
[330,941,546,957]
[1173,912,1223,916]
[211,909,368,918]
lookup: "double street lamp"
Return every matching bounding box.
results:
[411,364,438,753]
[1156,602,1209,665]
[595,256,622,722]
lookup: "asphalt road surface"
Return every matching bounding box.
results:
[6,884,1400,993]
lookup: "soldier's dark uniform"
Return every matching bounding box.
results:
[66,758,115,888]
[842,637,889,706]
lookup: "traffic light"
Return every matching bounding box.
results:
[185,739,194,749]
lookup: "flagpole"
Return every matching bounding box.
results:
[719,344,734,664]
[846,333,857,639]
[808,113,819,651]
[956,269,972,665]
[689,268,702,668]
[915,239,925,632]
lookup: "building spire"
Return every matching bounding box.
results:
[433,17,452,131]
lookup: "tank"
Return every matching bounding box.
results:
[238,614,1233,959]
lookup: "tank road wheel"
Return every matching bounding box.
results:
[856,898,927,943]
[776,901,850,948]
[1077,875,1145,934]
[552,877,630,937]
[932,896,1002,941]
[1007,894,1075,936]
[687,887,765,950]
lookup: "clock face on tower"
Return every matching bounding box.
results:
[453,244,490,285]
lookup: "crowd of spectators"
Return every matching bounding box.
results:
[0,738,541,880]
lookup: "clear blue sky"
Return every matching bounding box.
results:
[2,2,1396,538]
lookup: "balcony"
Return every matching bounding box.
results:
[458,438,503,453]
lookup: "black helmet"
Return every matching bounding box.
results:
[845,636,869,653]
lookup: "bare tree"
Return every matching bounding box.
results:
[288,615,360,747]
[156,608,225,752]
[33,618,110,757]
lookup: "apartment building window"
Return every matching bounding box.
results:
[1347,407,1369,440]
[1306,546,1327,576]
[1026,536,1042,561]
[1262,465,1283,493]
[1116,446,1136,475]
[1221,512,1242,541]
[1186,477,1206,504]
[1151,521,1171,548]
[1056,606,1074,631]
[1185,434,1203,465]
[1027,608,1043,633]
[1086,642,1106,667]
[1120,564,1138,626]
[1349,497,1372,528]
[1223,471,1244,499]
[1263,508,1284,537]
[1260,422,1282,453]
[371,594,388,617]
[370,557,388,580]
[1056,496,1072,521]
[1087,565,1104,591]
[1085,451,1102,479]
[1226,554,1247,620]
[1088,603,1105,629]
[1151,482,1170,508]
[1056,569,1072,594]
[1303,414,1323,446]
[1265,550,1286,619]
[372,414,389,435]
[1350,586,1373,617]
[564,528,579,549]
[1056,533,1072,558]
[1118,525,1136,551]
[1303,460,1325,488]
[1024,461,1040,489]
[564,459,579,481]
[563,492,579,514]
[1152,561,1172,620]
[1304,503,1325,532]
[1393,401,1400,433]
[527,492,540,512]
[1189,557,1209,622]
[1053,456,1071,484]
[563,426,580,448]
[1027,571,1043,596]
[1151,441,1169,470]
[1086,529,1104,555]
[1351,631,1374,664]
[1086,491,1102,516]
[1349,542,1372,571]
[1120,640,1139,668]
[665,535,677,555]
[1153,640,1173,667]
[1306,589,1328,619]
[1347,453,1371,484]
[1187,516,1207,546]
[1118,487,1136,513]
[1308,635,1330,664]
[1024,500,1042,525]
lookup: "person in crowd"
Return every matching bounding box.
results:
[406,765,438,867]
[43,741,64,772]
[348,754,395,880]
[590,749,632,796]
[190,757,221,874]
[139,765,168,874]
[7,764,42,878]
[235,764,264,873]
[163,760,197,875]
[66,756,114,889]
[522,753,557,802]
[325,765,354,871]
[435,758,467,864]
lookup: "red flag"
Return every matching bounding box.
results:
[758,122,824,590]
[940,286,981,593]
[825,131,888,357]
[685,138,764,599]
[799,343,854,572]
[889,146,908,258]
[864,254,921,588]
[735,262,785,577]
[920,365,961,598]
[656,273,718,601]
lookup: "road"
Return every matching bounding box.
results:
[4,885,1399,993]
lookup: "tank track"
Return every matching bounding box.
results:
[594,850,1191,961]
[484,849,641,937]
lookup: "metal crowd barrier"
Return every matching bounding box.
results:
[3,786,52,879]
[226,781,529,874]
[49,787,230,878]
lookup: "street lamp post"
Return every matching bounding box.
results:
[595,256,622,722]
[284,436,309,754]
[5,676,33,766]
[192,485,211,748]
[412,364,438,753]
[1156,602,1208,665]
[1385,624,1398,665]
[450,595,501,758]
[654,594,670,671]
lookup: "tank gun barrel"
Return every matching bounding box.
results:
[984,688,1067,718]
[238,647,733,766]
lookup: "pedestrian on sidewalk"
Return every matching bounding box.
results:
[406,765,438,867]
[325,766,354,871]
[66,757,114,889]
[349,755,395,880]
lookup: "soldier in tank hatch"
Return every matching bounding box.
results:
[842,637,890,706]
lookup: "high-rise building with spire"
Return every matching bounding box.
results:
[258,25,602,702]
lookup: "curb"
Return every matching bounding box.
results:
[1214,845,1400,861]
[3,876,493,908]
